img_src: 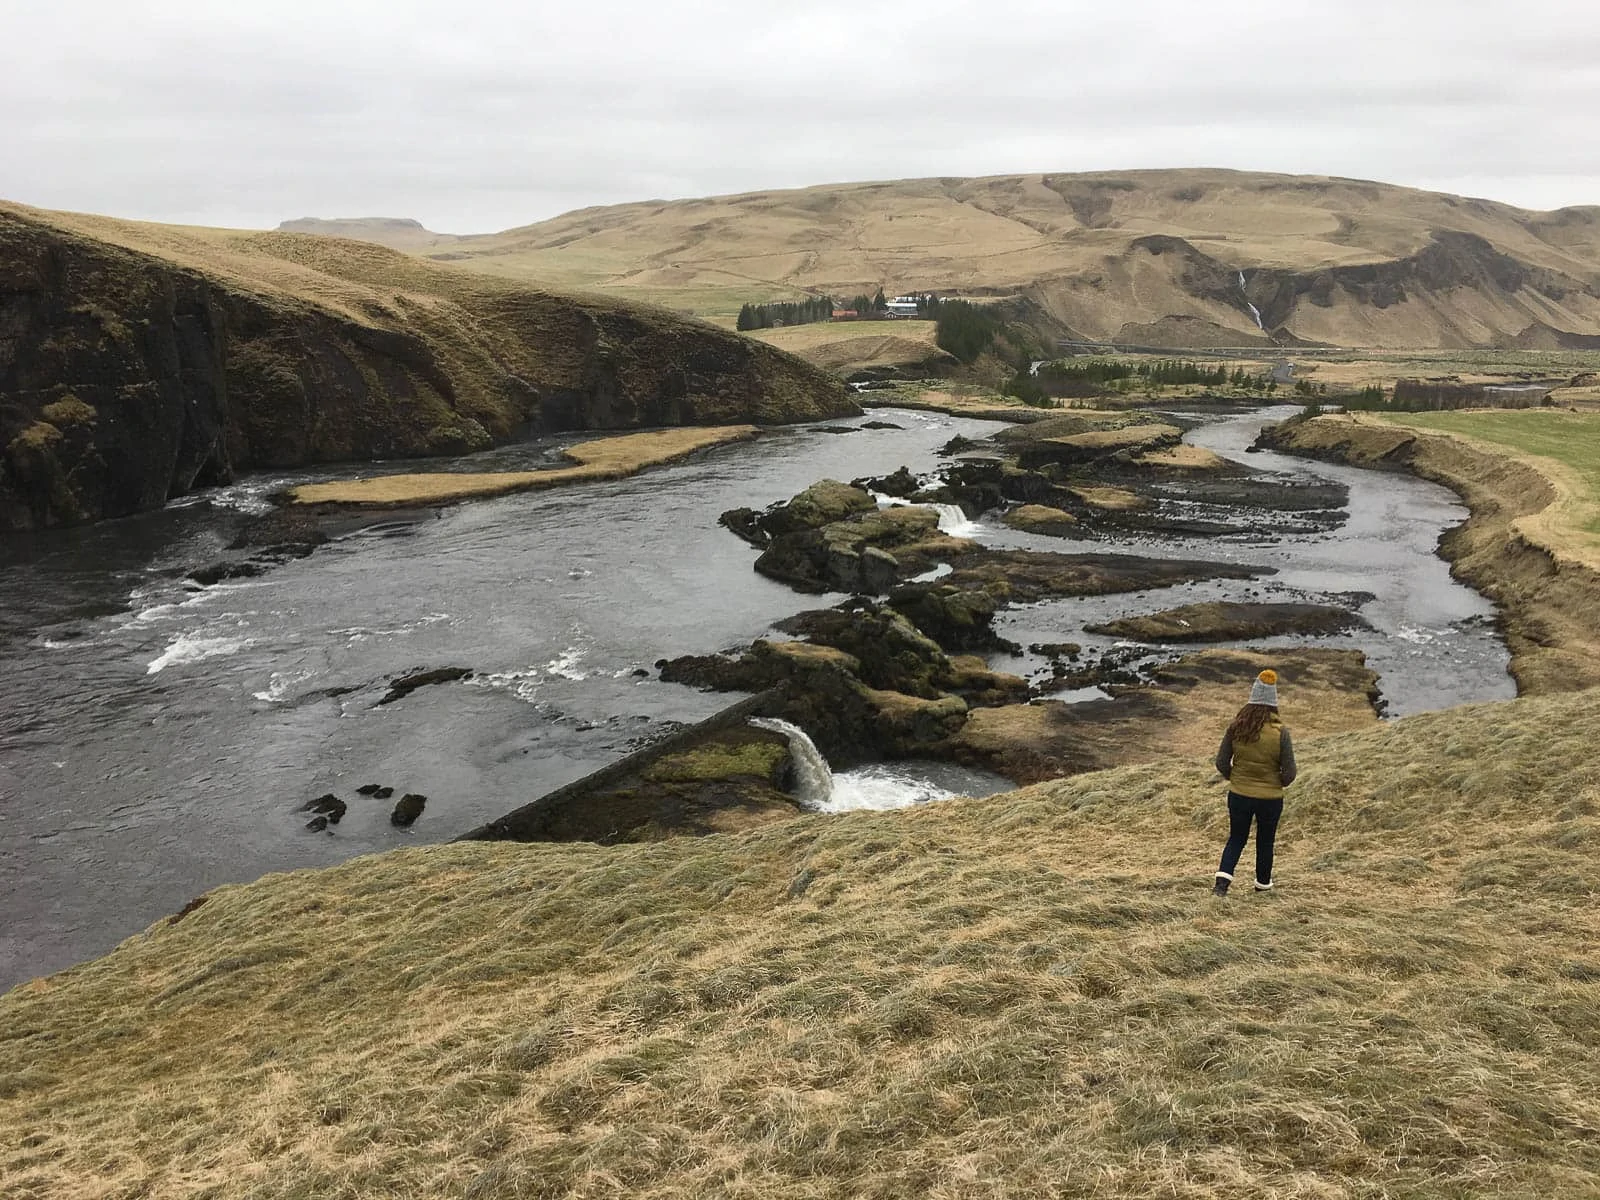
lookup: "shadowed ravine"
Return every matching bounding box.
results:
[0,406,1510,988]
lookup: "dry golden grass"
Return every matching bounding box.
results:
[1292,348,1600,394]
[862,388,1041,419]
[4,688,1599,1197]
[287,427,759,507]
[336,170,1600,346]
[1133,446,1231,471]
[1067,485,1147,511]
[0,200,849,472]
[748,322,948,376]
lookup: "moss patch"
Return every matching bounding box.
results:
[643,740,790,785]
[38,397,97,427]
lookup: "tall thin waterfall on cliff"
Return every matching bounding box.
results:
[750,717,834,808]
[1238,270,1265,332]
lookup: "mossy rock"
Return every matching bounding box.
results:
[39,397,97,427]
[1016,425,1183,469]
[864,688,969,749]
[764,479,877,534]
[644,736,791,785]
[1086,601,1369,643]
[1003,504,1081,535]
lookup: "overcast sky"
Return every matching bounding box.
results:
[3,0,1596,232]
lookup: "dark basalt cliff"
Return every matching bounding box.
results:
[0,205,856,529]
[1123,230,1600,347]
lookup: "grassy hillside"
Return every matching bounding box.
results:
[0,201,853,528]
[318,170,1600,350]
[748,320,952,377]
[3,689,1598,1197]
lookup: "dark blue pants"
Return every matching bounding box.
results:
[1217,792,1284,886]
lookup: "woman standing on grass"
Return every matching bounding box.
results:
[1212,669,1297,897]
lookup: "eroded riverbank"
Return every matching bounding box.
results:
[1260,412,1600,695]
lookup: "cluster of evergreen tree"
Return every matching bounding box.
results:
[932,299,1004,364]
[1339,384,1422,411]
[1036,358,1275,393]
[842,289,888,317]
[736,296,835,331]
[1036,359,1135,387]
[1002,367,1049,407]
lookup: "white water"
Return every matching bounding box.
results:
[823,764,961,812]
[1238,270,1265,331]
[750,717,834,807]
[146,632,252,674]
[749,716,997,813]
[872,492,984,538]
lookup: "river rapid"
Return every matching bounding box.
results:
[0,405,1512,988]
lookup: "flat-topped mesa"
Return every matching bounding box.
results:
[0,202,855,529]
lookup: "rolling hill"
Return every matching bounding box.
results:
[297,169,1600,349]
[0,203,854,529]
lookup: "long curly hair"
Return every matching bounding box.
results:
[1226,702,1278,743]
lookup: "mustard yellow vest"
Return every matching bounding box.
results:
[1229,714,1287,800]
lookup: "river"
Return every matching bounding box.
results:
[0,405,1512,989]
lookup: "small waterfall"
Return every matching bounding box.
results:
[871,492,982,538]
[931,503,981,537]
[750,717,834,808]
[749,718,1009,813]
[1238,270,1265,332]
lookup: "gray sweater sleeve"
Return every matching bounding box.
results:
[1279,728,1298,786]
[1215,733,1233,778]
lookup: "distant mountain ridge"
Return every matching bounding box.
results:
[289,169,1600,349]
[276,216,462,250]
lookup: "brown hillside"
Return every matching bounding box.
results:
[3,687,1598,1196]
[0,203,854,529]
[323,169,1600,349]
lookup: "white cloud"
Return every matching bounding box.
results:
[2,0,1596,230]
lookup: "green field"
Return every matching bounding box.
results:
[1380,409,1600,536]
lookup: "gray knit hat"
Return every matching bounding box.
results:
[1248,669,1279,706]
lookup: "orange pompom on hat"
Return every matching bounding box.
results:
[1248,669,1279,706]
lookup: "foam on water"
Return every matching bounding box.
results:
[1395,625,1440,644]
[147,633,252,674]
[252,669,317,704]
[328,612,451,644]
[824,764,959,812]
[545,647,589,681]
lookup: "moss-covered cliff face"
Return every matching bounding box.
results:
[0,205,855,529]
